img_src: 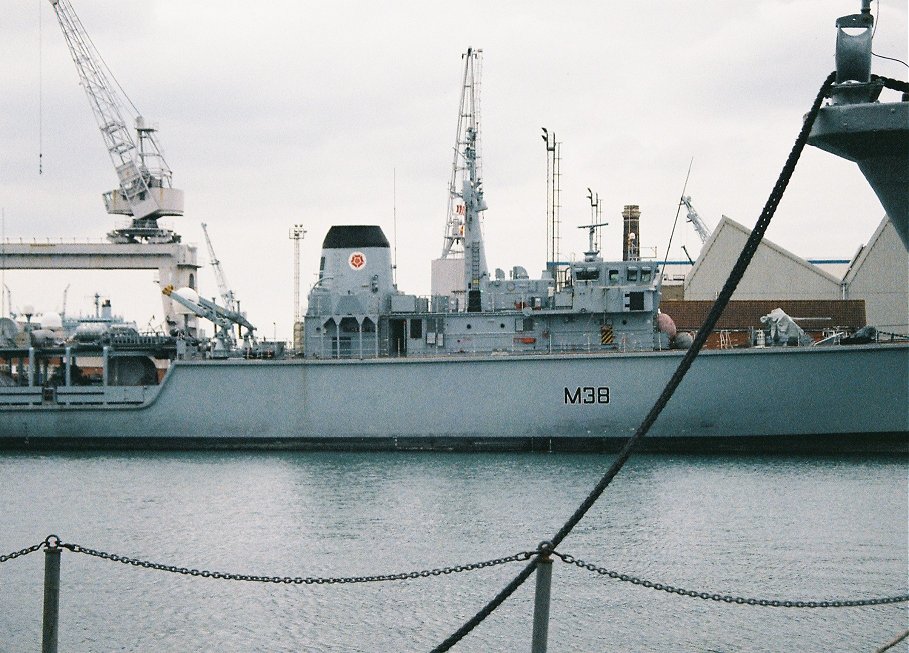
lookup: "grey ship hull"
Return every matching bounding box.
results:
[1,344,906,452]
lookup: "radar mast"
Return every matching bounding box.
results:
[433,48,489,310]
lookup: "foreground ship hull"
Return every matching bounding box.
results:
[1,344,906,453]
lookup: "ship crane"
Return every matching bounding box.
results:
[49,0,184,244]
[162,285,256,354]
[680,195,712,244]
[200,223,237,312]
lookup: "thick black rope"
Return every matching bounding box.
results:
[432,71,839,652]
[872,74,909,93]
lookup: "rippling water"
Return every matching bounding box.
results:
[0,451,906,652]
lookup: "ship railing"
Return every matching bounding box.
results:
[304,330,657,360]
[0,345,166,407]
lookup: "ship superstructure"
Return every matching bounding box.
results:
[304,99,663,360]
[304,225,662,359]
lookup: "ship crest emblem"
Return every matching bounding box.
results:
[348,252,366,270]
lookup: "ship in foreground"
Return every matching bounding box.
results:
[0,2,906,451]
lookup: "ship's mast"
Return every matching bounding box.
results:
[441,48,486,265]
[541,127,562,283]
[579,188,608,262]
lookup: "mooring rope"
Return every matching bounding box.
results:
[434,72,909,651]
[432,70,840,652]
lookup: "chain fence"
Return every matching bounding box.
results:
[3,536,906,610]
[550,550,909,608]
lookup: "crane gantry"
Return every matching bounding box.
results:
[49,0,184,243]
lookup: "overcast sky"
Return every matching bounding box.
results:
[1,0,906,338]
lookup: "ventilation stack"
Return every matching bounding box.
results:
[622,205,641,261]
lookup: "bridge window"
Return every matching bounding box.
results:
[576,267,600,281]
[409,319,423,339]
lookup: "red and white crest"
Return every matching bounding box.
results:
[348,251,366,270]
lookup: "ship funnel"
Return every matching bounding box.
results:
[808,4,909,248]
[316,226,395,296]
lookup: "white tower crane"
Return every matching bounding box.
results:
[200,223,237,312]
[680,195,713,244]
[49,0,184,244]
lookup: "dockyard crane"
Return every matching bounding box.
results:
[680,195,712,244]
[49,0,184,244]
[200,223,237,313]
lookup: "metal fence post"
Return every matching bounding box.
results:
[531,547,553,653]
[42,537,61,653]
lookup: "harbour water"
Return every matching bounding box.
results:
[1,450,906,652]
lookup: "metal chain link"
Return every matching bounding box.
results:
[5,536,905,610]
[56,539,534,585]
[0,539,48,563]
[551,551,909,608]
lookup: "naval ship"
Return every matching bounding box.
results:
[0,2,906,451]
